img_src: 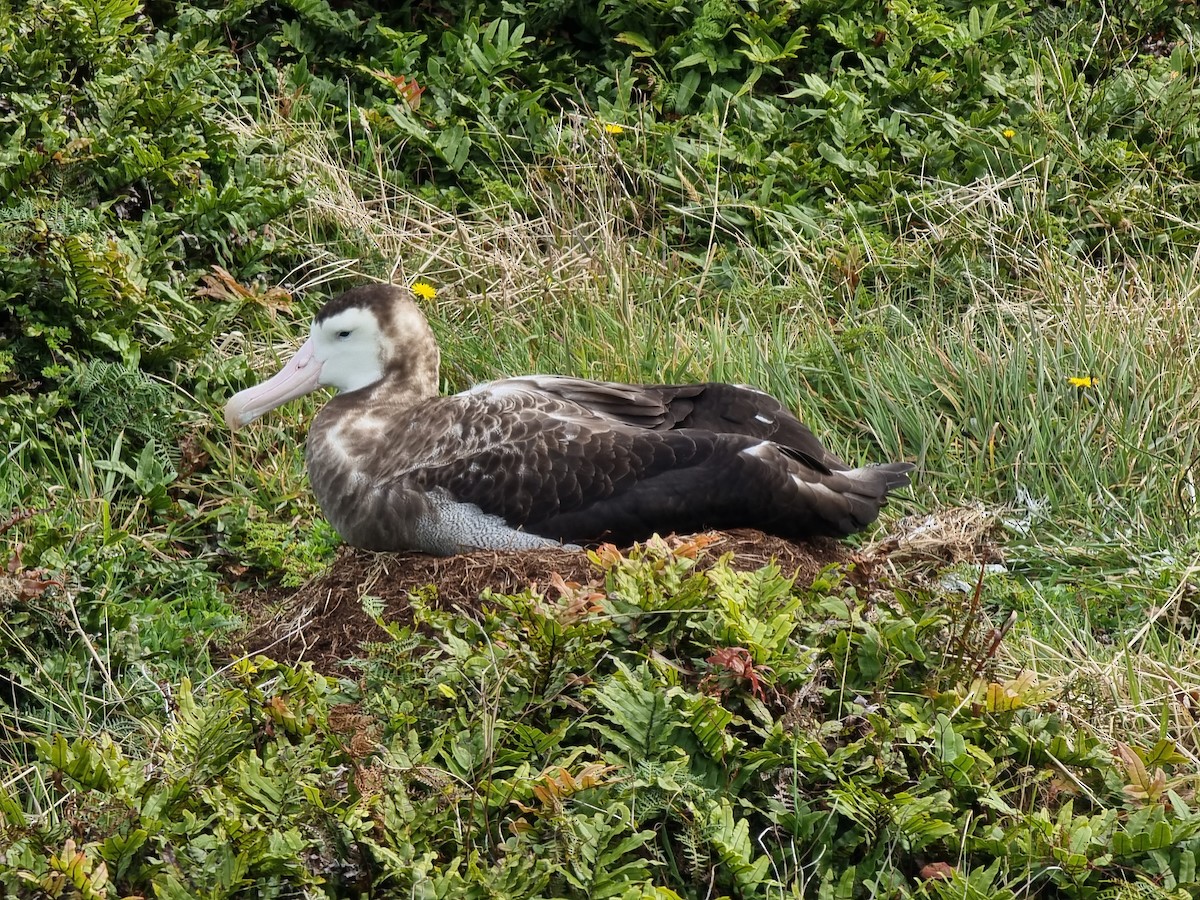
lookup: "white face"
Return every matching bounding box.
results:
[224,306,388,429]
[312,308,385,393]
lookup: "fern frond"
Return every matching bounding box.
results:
[66,359,180,466]
[678,816,709,883]
[591,659,685,760]
[160,679,253,782]
[700,799,773,893]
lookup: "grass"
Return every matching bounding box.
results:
[6,106,1200,897]
[258,118,1200,545]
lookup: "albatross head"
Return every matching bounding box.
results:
[224,284,439,429]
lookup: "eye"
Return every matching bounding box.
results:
[336,330,352,340]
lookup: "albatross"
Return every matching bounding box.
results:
[225,284,914,554]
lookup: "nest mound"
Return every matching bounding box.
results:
[233,530,849,674]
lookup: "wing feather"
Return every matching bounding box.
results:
[490,376,842,473]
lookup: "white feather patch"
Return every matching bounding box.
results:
[462,379,536,400]
[741,441,775,460]
[414,494,574,554]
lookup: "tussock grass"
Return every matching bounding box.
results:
[1018,569,1200,766]
[241,113,669,308]
[242,116,1200,543]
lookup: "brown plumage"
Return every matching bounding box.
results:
[225,284,915,554]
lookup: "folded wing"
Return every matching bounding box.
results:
[366,381,911,547]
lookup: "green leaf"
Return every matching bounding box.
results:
[675,70,701,113]
[615,31,656,55]
[592,660,684,759]
[934,714,967,763]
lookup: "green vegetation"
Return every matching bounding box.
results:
[3,0,1200,895]
[8,540,1200,897]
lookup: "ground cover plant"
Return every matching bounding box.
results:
[3,0,1200,896]
[9,537,1200,897]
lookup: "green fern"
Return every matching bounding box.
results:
[1097,879,1196,900]
[359,593,386,619]
[698,799,773,894]
[923,859,1014,900]
[676,817,710,886]
[706,563,803,662]
[161,679,255,782]
[678,693,737,762]
[76,0,141,41]
[561,805,657,898]
[829,781,957,854]
[58,234,118,310]
[66,360,180,465]
[591,659,685,760]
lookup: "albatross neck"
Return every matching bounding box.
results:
[362,352,441,409]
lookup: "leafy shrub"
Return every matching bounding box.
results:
[0,0,301,385]
[179,0,1200,269]
[6,541,1199,897]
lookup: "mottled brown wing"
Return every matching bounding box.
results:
[509,376,843,474]
[341,381,909,547]
[494,377,689,428]
[374,388,706,532]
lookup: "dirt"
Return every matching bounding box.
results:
[229,530,851,675]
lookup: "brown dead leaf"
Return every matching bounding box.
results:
[544,571,605,622]
[588,543,624,569]
[6,542,22,574]
[671,531,722,559]
[368,70,425,110]
[17,572,63,600]
[1,507,44,538]
[919,862,955,881]
[196,266,292,317]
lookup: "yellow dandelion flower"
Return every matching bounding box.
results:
[1067,375,1097,388]
[603,122,625,135]
[1002,128,1016,139]
[411,281,437,300]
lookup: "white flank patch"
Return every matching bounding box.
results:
[741,441,775,460]
[754,414,774,424]
[415,495,573,553]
